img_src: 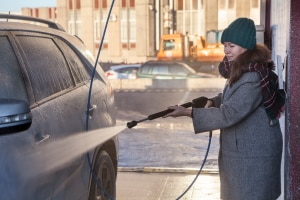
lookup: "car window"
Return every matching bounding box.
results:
[56,38,90,84]
[152,65,168,75]
[115,68,125,73]
[140,65,151,74]
[120,67,137,74]
[80,49,107,82]
[169,64,188,75]
[163,39,175,50]
[0,36,28,102]
[16,35,74,101]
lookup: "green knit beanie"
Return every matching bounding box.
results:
[221,18,257,50]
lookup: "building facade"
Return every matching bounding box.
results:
[22,0,262,64]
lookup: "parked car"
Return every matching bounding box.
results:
[0,14,118,200]
[105,64,140,79]
[137,61,217,79]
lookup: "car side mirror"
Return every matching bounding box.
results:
[0,99,32,135]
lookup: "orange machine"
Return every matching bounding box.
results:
[157,32,224,62]
[156,31,224,75]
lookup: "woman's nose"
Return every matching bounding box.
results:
[224,47,229,54]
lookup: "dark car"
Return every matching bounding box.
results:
[0,14,119,199]
[137,60,217,79]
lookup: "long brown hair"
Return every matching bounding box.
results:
[228,44,271,85]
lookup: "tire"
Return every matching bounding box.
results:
[89,151,116,200]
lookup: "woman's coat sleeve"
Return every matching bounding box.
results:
[192,72,263,133]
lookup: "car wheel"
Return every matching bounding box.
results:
[89,151,116,200]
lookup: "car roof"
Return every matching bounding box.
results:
[143,60,184,64]
[0,21,67,36]
[0,16,89,56]
[141,60,196,70]
[0,15,79,43]
[0,14,65,31]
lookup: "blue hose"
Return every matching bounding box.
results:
[176,131,213,199]
[85,0,116,200]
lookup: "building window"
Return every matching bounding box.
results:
[192,0,198,9]
[251,0,259,8]
[69,0,73,10]
[250,0,261,24]
[35,8,39,17]
[178,0,183,10]
[94,0,109,48]
[102,0,107,8]
[219,0,235,9]
[49,8,52,18]
[175,0,204,36]
[76,0,81,10]
[67,0,82,37]
[228,0,235,9]
[218,0,236,29]
[219,0,226,9]
[94,0,99,9]
[121,0,136,49]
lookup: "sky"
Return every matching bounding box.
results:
[0,0,56,12]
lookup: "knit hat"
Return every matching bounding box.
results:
[221,18,257,50]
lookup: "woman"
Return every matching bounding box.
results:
[163,18,285,200]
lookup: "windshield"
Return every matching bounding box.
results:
[163,39,175,50]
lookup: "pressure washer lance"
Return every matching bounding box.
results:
[127,96,208,129]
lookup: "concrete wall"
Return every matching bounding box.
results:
[284,0,300,199]
[109,78,226,90]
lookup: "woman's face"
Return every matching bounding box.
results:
[223,42,247,61]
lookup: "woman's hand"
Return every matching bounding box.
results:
[163,98,212,118]
[162,105,192,118]
[205,99,214,108]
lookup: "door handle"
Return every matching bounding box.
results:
[87,104,97,119]
[35,134,50,145]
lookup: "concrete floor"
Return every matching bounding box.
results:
[116,171,220,200]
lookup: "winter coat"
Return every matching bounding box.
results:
[192,72,282,200]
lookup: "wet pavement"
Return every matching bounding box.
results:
[116,109,221,200]
[116,110,220,170]
[116,170,220,200]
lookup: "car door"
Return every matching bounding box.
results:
[55,34,118,199]
[0,31,67,200]
[12,31,90,199]
[0,32,36,200]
